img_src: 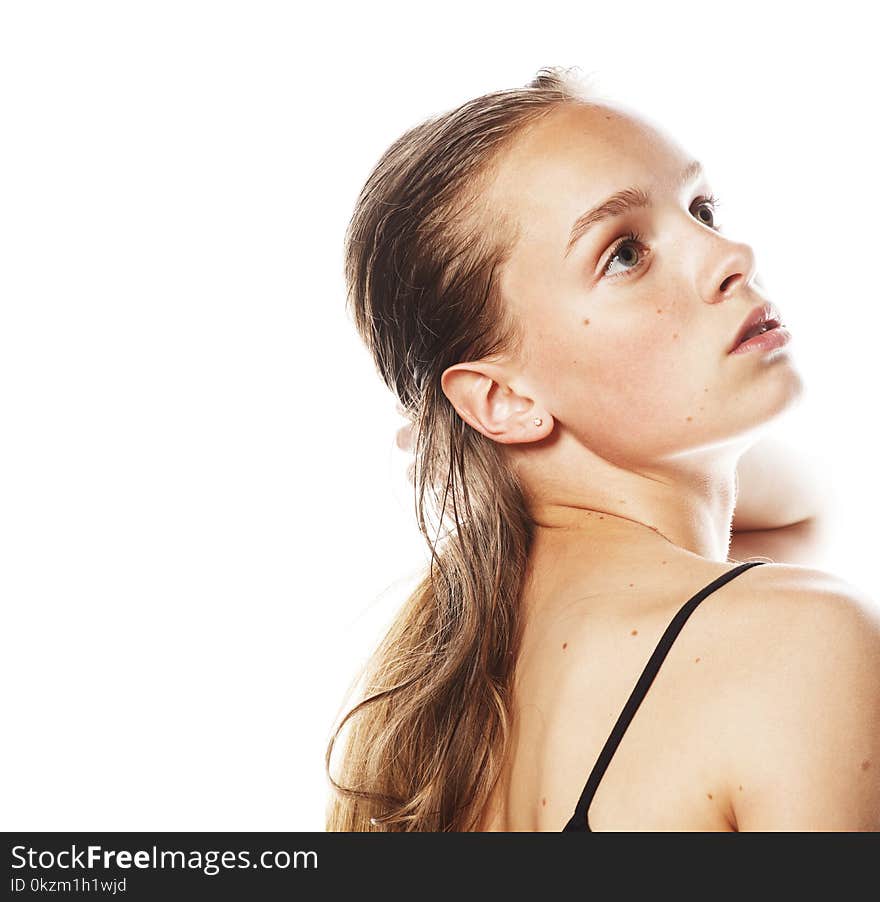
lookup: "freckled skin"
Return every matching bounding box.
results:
[542,797,547,806]
[485,102,803,465]
[739,785,743,791]
[436,103,813,833]
[562,642,568,650]
[861,760,871,771]
[707,793,713,800]
[695,657,701,663]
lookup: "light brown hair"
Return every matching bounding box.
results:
[325,65,598,831]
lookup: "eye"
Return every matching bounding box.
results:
[600,194,724,280]
[691,193,722,230]
[602,230,646,279]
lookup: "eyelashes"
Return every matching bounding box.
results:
[601,194,723,279]
[693,192,722,229]
[602,229,645,279]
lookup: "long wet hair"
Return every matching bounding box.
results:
[325,65,598,831]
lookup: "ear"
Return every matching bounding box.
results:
[440,360,553,445]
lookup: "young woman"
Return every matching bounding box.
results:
[325,66,880,832]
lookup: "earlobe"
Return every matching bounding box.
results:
[440,361,553,445]
[523,413,553,444]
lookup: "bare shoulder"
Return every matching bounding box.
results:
[717,563,880,830]
[723,561,879,650]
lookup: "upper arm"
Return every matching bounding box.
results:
[731,435,830,531]
[729,433,837,567]
[730,578,880,831]
[728,516,830,568]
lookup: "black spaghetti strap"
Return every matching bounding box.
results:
[561,560,767,832]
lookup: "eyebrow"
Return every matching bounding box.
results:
[563,159,704,259]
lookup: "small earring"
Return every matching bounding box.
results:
[533,417,543,427]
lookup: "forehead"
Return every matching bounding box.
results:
[488,101,692,253]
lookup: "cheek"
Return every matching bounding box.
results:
[588,331,682,419]
[537,316,712,452]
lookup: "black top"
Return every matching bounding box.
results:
[560,560,767,832]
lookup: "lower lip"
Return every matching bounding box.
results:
[729,326,792,355]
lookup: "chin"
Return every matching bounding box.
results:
[754,354,807,423]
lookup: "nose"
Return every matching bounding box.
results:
[704,236,758,304]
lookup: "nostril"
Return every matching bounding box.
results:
[720,273,741,292]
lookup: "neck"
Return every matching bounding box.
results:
[518,432,746,563]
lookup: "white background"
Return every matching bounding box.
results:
[1,1,876,830]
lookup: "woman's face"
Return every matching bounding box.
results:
[488,101,804,466]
